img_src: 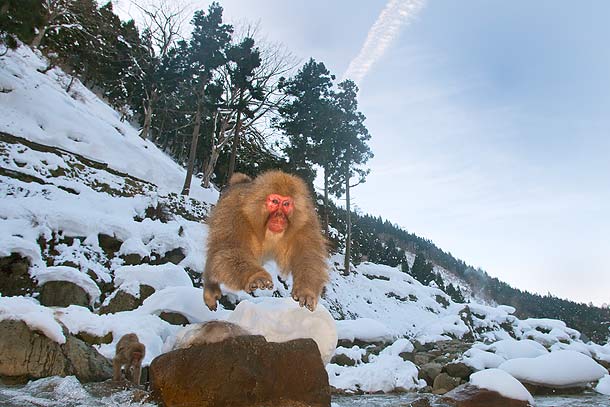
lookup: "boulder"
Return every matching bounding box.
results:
[0,253,35,296]
[443,361,474,380]
[99,284,154,314]
[159,311,189,326]
[227,298,338,365]
[433,372,461,394]
[0,320,112,384]
[38,280,90,308]
[441,384,532,407]
[419,362,442,386]
[150,335,330,407]
[98,233,122,258]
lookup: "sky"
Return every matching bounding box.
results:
[114,0,610,306]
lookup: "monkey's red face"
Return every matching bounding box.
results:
[266,194,294,233]
[132,351,143,364]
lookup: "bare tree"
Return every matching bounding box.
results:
[130,0,190,139]
[202,23,297,187]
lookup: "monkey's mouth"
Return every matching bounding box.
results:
[267,211,288,233]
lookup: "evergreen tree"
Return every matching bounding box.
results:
[180,2,233,196]
[330,80,373,274]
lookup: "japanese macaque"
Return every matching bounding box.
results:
[113,333,145,385]
[173,321,251,349]
[203,170,328,312]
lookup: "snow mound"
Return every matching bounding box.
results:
[336,318,394,343]
[0,296,65,344]
[326,338,425,393]
[595,375,610,395]
[228,297,337,364]
[32,265,102,306]
[114,264,193,292]
[499,350,607,388]
[470,368,534,404]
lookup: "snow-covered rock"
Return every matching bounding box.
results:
[228,297,338,364]
[595,374,610,395]
[499,350,607,388]
[326,337,424,393]
[470,368,534,404]
[336,318,394,343]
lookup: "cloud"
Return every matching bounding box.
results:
[343,0,426,85]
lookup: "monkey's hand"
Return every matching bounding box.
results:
[204,283,222,311]
[245,270,274,293]
[292,287,318,312]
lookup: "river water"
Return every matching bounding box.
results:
[0,377,608,407]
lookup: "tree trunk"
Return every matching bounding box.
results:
[139,88,157,140]
[323,168,329,238]
[31,26,47,48]
[181,97,203,196]
[202,113,229,188]
[226,92,244,181]
[343,159,351,275]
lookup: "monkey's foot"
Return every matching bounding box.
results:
[204,283,222,311]
[245,270,274,293]
[291,288,318,311]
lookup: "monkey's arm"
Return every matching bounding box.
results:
[287,234,329,311]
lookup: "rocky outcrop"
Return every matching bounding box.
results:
[38,280,90,308]
[99,284,154,314]
[441,384,532,407]
[150,335,330,407]
[0,320,112,384]
[0,253,35,296]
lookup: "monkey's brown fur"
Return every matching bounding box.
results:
[113,333,145,385]
[174,321,251,349]
[204,170,328,311]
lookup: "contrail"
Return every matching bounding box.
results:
[343,0,426,86]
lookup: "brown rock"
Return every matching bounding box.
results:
[432,372,461,395]
[0,253,35,296]
[159,311,189,326]
[98,233,122,257]
[418,362,442,386]
[38,280,90,308]
[330,353,357,367]
[443,361,474,380]
[0,320,112,384]
[99,284,154,314]
[441,384,532,407]
[150,335,330,407]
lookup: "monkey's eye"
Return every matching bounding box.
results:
[272,199,280,205]
[283,201,290,207]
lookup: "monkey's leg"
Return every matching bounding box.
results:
[132,365,141,385]
[203,280,222,311]
[112,359,123,381]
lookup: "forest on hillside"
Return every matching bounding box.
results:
[1,0,608,343]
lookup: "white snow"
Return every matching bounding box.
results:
[499,350,607,388]
[228,297,338,365]
[326,337,425,393]
[0,296,66,344]
[32,265,102,306]
[114,263,193,292]
[595,374,610,395]
[335,318,394,343]
[469,368,534,404]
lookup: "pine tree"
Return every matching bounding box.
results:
[330,80,373,274]
[180,3,233,196]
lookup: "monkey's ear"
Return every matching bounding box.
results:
[229,173,252,186]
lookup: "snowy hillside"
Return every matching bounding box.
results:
[1,44,609,399]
